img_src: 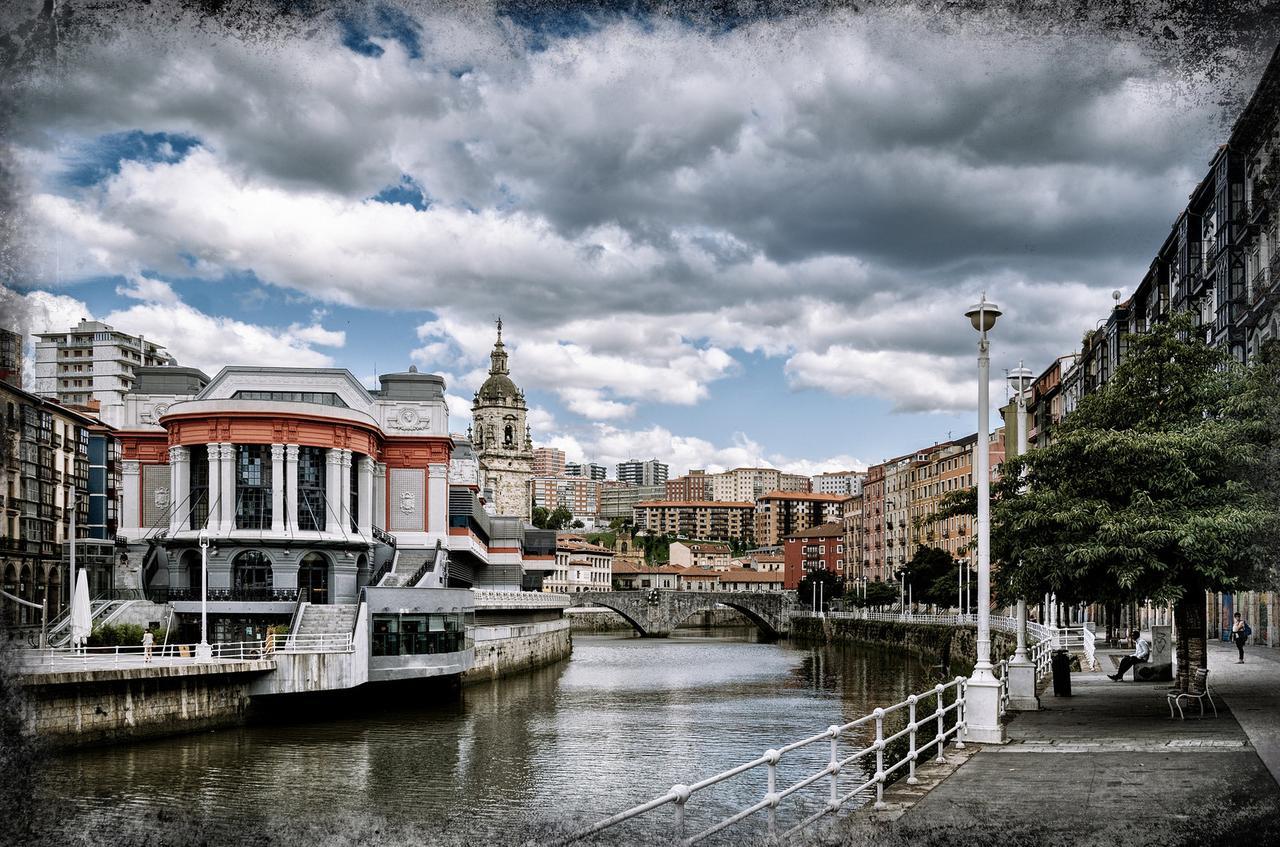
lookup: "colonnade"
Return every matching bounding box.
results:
[166,443,381,537]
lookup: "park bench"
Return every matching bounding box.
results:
[1167,668,1217,720]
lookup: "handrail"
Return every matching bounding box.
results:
[561,677,968,845]
[369,550,395,588]
[404,539,443,589]
[20,631,355,670]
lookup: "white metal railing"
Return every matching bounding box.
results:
[471,589,570,609]
[19,631,354,671]
[563,677,967,845]
[270,631,355,653]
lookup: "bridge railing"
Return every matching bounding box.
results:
[560,677,968,846]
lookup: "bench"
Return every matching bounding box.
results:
[1167,668,1217,720]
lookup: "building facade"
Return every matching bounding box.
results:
[665,469,710,502]
[33,319,170,409]
[782,522,845,590]
[708,467,810,502]
[668,540,731,570]
[471,323,535,520]
[632,500,754,542]
[565,461,607,480]
[529,475,603,520]
[812,471,865,497]
[616,458,669,487]
[753,491,851,547]
[545,534,613,593]
[533,447,566,478]
[598,483,666,521]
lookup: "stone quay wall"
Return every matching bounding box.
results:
[789,616,1020,672]
[464,618,572,684]
[21,662,272,748]
[566,606,749,633]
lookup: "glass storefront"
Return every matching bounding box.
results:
[371,611,474,657]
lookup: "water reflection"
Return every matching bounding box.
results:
[41,630,936,841]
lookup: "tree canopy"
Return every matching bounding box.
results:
[899,545,962,607]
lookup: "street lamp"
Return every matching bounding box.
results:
[196,529,212,660]
[964,293,1005,743]
[1008,362,1033,666]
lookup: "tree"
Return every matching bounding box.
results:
[899,545,959,608]
[991,313,1279,691]
[547,506,573,530]
[531,506,550,529]
[797,569,843,608]
[848,579,899,608]
[570,519,585,529]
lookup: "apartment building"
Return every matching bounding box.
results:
[669,540,731,570]
[598,483,666,521]
[33,319,171,410]
[528,475,602,519]
[532,447,566,477]
[632,500,754,542]
[782,522,846,590]
[709,467,810,502]
[753,491,852,547]
[812,471,865,497]
[566,462,607,480]
[0,328,21,388]
[616,459,669,487]
[545,534,613,593]
[665,469,710,502]
[861,463,887,583]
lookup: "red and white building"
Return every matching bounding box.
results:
[782,522,846,590]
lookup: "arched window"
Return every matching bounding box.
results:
[181,549,203,595]
[232,550,273,599]
[504,424,514,448]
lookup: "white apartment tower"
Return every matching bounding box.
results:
[33,320,171,408]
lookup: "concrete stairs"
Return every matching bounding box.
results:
[294,603,358,636]
[379,547,439,587]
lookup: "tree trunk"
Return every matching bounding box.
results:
[1174,587,1208,693]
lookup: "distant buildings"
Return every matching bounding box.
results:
[616,458,669,487]
[812,471,865,497]
[753,491,853,547]
[632,500,754,542]
[783,523,846,590]
[0,328,22,388]
[528,476,602,521]
[599,483,666,521]
[533,447,566,477]
[710,467,810,502]
[33,319,170,409]
[546,533,614,593]
[669,540,731,570]
[665,469,711,501]
[565,461,607,480]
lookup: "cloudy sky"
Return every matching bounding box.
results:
[2,1,1275,476]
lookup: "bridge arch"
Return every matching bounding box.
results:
[668,599,783,641]
[568,593,658,637]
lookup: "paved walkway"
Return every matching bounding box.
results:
[887,642,1280,846]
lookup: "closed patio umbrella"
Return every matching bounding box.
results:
[70,569,91,651]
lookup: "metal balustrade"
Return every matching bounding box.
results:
[562,677,968,846]
[19,631,354,670]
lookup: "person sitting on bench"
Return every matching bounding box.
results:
[1109,630,1150,681]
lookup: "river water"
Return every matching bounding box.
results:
[38,630,939,845]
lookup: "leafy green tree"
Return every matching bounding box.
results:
[992,314,1278,691]
[847,579,899,608]
[531,506,551,529]
[899,545,960,607]
[547,506,574,530]
[570,519,585,529]
[797,569,843,608]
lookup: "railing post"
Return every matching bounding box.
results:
[765,748,780,837]
[933,684,947,763]
[828,725,841,813]
[671,784,689,842]
[954,678,967,749]
[873,708,886,809]
[906,696,919,785]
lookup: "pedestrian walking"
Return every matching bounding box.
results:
[1109,630,1150,681]
[1232,612,1251,663]
[142,627,155,663]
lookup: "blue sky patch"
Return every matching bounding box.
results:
[60,130,200,188]
[338,4,423,59]
[371,175,432,211]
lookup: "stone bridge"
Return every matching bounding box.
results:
[568,590,794,639]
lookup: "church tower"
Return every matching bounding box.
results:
[472,319,534,520]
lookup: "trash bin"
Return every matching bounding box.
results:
[1051,648,1072,697]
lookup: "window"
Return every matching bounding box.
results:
[349,457,359,532]
[232,390,348,407]
[231,550,273,597]
[371,611,472,656]
[189,445,209,529]
[235,445,272,530]
[297,447,327,531]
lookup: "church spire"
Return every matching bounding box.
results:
[489,317,509,375]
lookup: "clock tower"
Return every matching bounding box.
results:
[471,319,534,520]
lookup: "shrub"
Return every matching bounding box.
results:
[87,622,146,648]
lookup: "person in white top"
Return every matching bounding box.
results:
[1232,612,1250,663]
[142,627,155,663]
[1109,629,1150,681]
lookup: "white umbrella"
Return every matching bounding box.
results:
[70,568,92,651]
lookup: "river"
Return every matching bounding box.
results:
[36,629,939,845]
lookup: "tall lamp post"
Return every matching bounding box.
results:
[1008,363,1033,666]
[196,529,212,660]
[964,293,1005,743]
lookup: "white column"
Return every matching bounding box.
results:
[339,448,353,533]
[219,443,236,531]
[428,462,448,534]
[121,460,141,530]
[373,462,387,529]
[270,444,285,534]
[168,446,190,533]
[205,444,221,532]
[285,445,300,534]
[357,455,374,537]
[325,448,341,534]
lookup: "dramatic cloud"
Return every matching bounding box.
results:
[7,4,1270,464]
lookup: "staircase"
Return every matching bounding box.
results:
[47,599,131,647]
[293,603,358,637]
[379,547,439,587]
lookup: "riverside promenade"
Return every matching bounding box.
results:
[873,641,1280,846]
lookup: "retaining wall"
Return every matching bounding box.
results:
[21,662,272,748]
[464,618,572,683]
[789,617,1020,672]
